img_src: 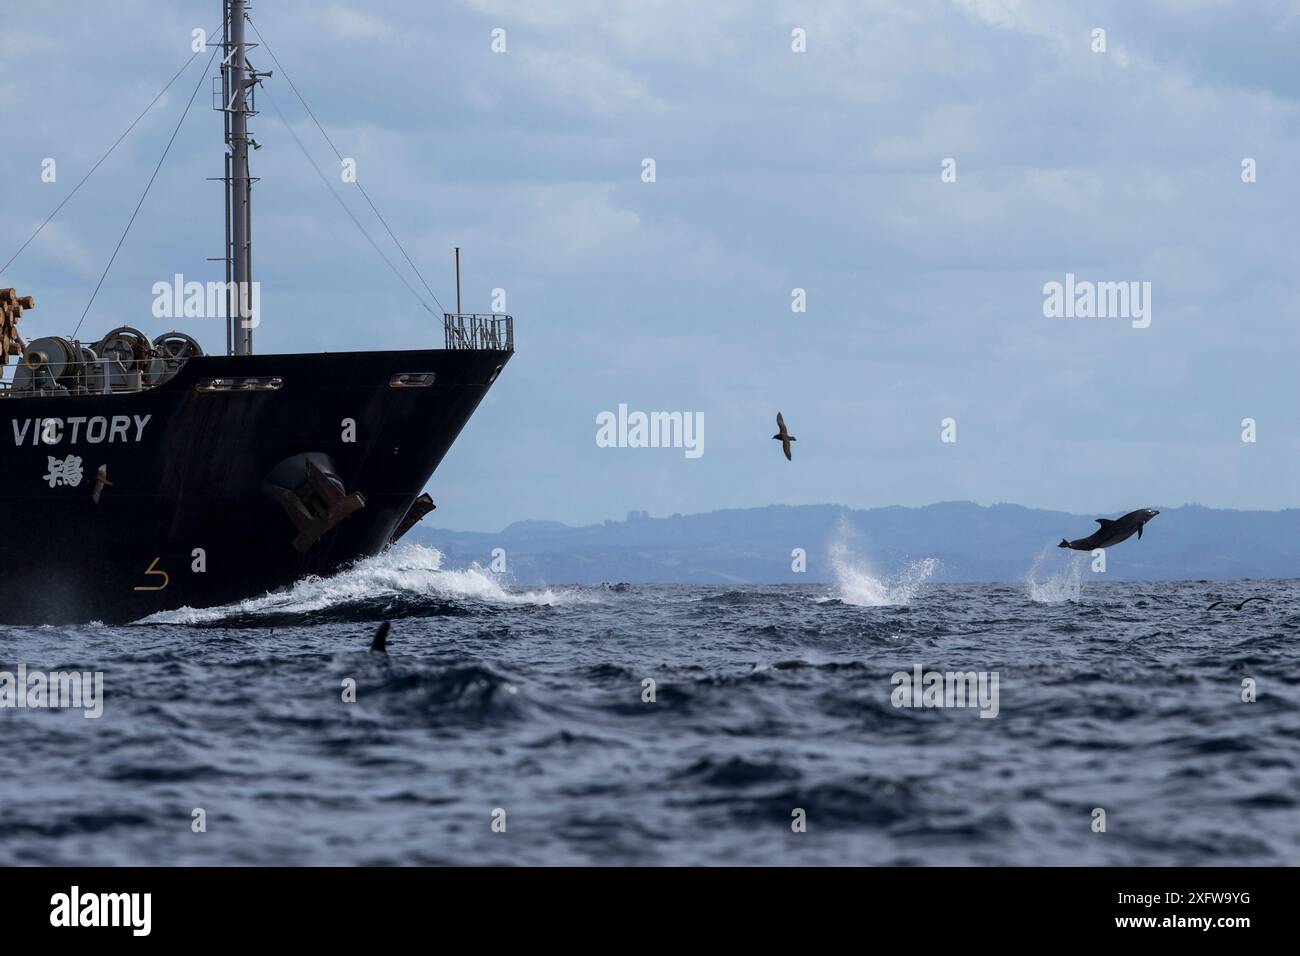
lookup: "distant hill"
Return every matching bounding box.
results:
[407,502,1300,584]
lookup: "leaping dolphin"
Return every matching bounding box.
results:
[1058,508,1159,551]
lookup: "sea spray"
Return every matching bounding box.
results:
[826,518,937,606]
[1026,544,1087,603]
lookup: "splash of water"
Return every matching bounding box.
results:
[827,526,937,607]
[141,543,575,624]
[1025,544,1087,603]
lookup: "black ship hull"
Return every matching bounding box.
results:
[0,347,510,623]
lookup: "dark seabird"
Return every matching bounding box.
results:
[772,412,796,461]
[92,464,113,504]
[1207,597,1268,611]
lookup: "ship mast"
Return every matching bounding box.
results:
[223,0,256,355]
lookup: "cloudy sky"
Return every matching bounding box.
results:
[2,1,1297,530]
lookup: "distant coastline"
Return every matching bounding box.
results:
[411,501,1300,585]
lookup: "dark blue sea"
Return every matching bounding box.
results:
[1,543,1296,865]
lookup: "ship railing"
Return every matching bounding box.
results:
[443,313,513,352]
[0,356,180,397]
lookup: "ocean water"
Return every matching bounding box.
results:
[1,543,1296,866]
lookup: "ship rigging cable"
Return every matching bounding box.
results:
[263,89,437,316]
[72,41,223,340]
[0,19,225,282]
[247,16,448,316]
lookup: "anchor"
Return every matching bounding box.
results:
[266,457,366,554]
[389,492,436,545]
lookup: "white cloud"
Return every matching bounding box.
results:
[515,50,664,116]
[317,2,396,42]
[950,0,1040,33]
[30,222,101,280]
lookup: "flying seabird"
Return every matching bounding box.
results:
[772,412,796,461]
[1206,597,1268,612]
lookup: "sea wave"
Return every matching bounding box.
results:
[138,543,579,625]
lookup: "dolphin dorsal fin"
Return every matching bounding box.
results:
[1095,518,1116,527]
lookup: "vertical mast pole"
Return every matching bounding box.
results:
[455,247,461,315]
[221,0,233,355]
[228,0,254,355]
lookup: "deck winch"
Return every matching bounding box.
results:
[2,311,204,396]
